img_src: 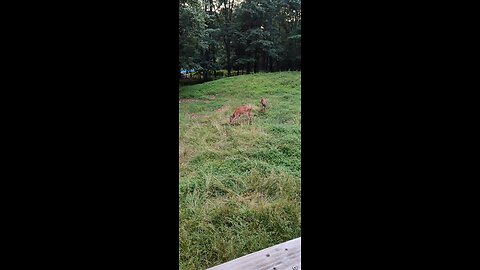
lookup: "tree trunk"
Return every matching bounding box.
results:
[225,38,231,77]
[227,54,231,76]
[264,54,268,72]
[204,70,209,81]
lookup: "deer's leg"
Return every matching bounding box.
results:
[248,112,252,124]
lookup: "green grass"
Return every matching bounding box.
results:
[179,71,301,270]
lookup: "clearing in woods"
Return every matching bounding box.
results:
[179,71,301,270]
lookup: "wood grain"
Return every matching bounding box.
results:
[206,237,301,270]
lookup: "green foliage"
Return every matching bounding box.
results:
[179,72,300,270]
[215,70,225,77]
[180,0,301,74]
[179,0,208,70]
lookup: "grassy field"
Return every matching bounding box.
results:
[179,72,301,270]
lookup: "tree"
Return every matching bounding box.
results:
[179,0,301,81]
[199,0,221,81]
[233,0,301,73]
[217,0,240,76]
[179,0,207,73]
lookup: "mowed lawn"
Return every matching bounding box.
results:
[179,71,301,270]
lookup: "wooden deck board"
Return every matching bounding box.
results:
[206,237,301,270]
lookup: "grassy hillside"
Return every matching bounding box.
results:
[179,72,301,270]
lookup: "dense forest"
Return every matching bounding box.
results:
[179,0,301,80]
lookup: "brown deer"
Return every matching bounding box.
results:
[260,98,267,112]
[229,105,253,125]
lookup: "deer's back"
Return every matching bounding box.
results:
[234,105,252,114]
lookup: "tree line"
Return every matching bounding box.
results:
[179,0,301,81]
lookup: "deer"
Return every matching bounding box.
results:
[260,98,267,112]
[229,105,253,125]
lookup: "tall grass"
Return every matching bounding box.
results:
[179,72,301,270]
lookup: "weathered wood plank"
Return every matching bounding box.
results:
[206,237,301,270]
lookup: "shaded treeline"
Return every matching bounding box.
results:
[179,0,301,81]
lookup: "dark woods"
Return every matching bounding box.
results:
[179,0,301,84]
